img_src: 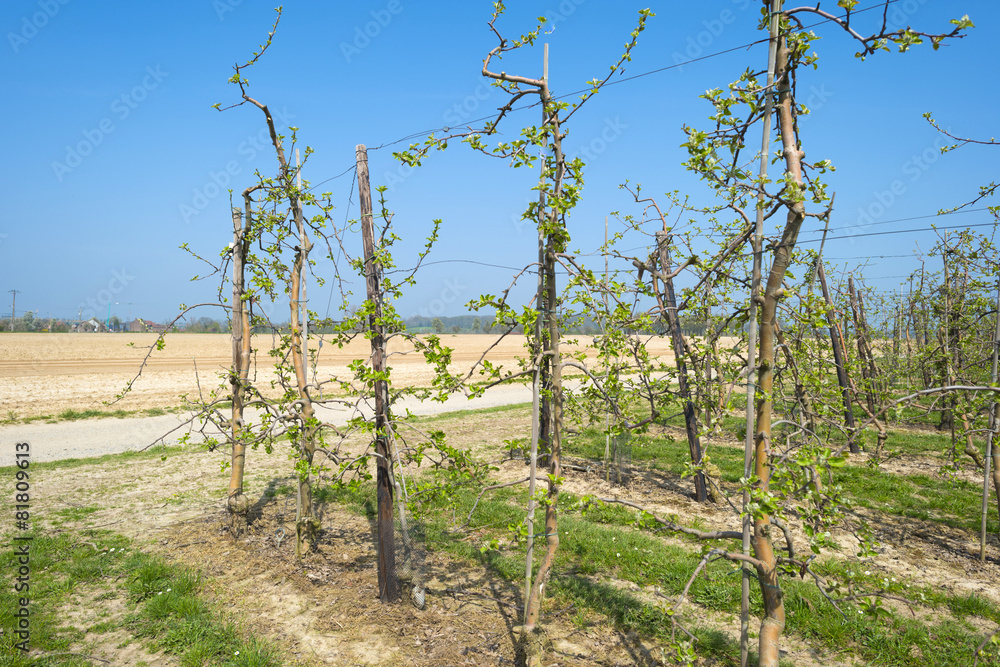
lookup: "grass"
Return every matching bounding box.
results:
[7,394,996,665]
[3,406,178,425]
[314,477,999,667]
[562,415,999,537]
[310,391,1000,666]
[398,401,532,424]
[0,443,188,475]
[0,527,281,666]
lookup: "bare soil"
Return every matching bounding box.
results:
[0,333,679,419]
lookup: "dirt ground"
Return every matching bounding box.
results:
[39,408,683,667]
[0,333,679,419]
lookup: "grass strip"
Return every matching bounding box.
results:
[313,476,1000,666]
[0,528,281,666]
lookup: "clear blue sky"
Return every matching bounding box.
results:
[1,0,997,324]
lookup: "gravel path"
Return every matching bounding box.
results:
[0,385,539,464]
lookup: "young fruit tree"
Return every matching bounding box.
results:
[395,3,653,662]
[676,2,972,664]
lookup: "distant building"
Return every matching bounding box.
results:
[73,318,105,333]
[128,318,167,333]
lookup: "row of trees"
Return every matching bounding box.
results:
[123,3,996,666]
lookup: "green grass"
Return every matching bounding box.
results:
[563,419,998,536]
[314,468,1000,667]
[5,406,179,425]
[399,401,532,424]
[0,528,281,666]
[0,444,188,475]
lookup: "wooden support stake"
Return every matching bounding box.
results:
[356,143,399,602]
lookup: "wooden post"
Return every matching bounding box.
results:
[356,144,399,602]
[657,230,707,502]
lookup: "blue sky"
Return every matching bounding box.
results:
[1,0,997,325]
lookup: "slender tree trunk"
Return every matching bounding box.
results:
[849,277,881,415]
[775,319,816,434]
[657,230,708,502]
[227,204,253,515]
[919,265,934,393]
[290,238,318,556]
[523,80,564,651]
[942,248,956,437]
[743,4,779,662]
[818,263,859,451]
[754,19,795,665]
[987,280,1000,552]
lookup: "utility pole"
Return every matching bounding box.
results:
[8,290,18,332]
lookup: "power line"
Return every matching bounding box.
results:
[803,207,990,235]
[419,259,524,271]
[798,220,999,244]
[305,164,356,194]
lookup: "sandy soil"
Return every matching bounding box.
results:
[0,333,679,419]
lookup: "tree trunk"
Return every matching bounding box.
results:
[817,263,858,451]
[657,230,708,503]
[775,319,816,434]
[227,204,253,515]
[753,19,795,665]
[523,80,564,652]
[290,241,318,556]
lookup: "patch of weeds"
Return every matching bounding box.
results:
[400,402,532,424]
[7,405,184,425]
[0,444,187,475]
[0,530,282,666]
[54,506,100,522]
